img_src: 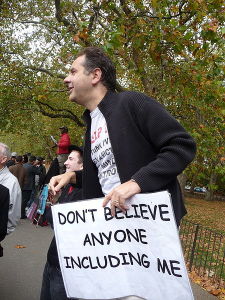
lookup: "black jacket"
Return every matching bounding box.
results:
[47,184,82,267]
[0,184,9,242]
[82,91,196,225]
[23,163,41,191]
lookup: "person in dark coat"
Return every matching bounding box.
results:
[42,158,60,186]
[22,156,41,218]
[9,155,27,189]
[50,47,196,226]
[40,147,83,300]
[48,46,196,300]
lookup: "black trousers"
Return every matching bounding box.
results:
[21,190,32,218]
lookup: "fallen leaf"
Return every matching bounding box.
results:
[210,289,221,296]
[15,245,26,249]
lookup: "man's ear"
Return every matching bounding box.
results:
[0,156,7,164]
[91,68,102,85]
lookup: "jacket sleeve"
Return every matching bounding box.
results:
[7,180,21,234]
[130,93,196,192]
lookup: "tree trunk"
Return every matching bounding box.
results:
[205,172,217,201]
[177,173,187,200]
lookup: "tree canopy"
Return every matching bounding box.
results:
[0,0,224,195]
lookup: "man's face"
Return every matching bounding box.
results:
[64,55,93,105]
[64,151,83,172]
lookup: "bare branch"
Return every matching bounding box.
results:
[133,11,194,20]
[119,0,132,15]
[26,66,65,79]
[16,20,61,33]
[36,99,85,127]
[54,0,76,32]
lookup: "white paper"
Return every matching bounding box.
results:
[50,135,57,144]
[52,191,194,300]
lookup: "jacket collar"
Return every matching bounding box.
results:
[83,90,117,124]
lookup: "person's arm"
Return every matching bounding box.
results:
[129,95,196,191]
[7,181,21,234]
[49,171,76,195]
[103,93,196,214]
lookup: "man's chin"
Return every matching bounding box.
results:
[69,94,77,102]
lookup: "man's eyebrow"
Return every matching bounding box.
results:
[70,67,77,73]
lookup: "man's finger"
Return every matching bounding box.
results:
[110,200,116,217]
[102,193,112,207]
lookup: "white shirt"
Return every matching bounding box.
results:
[90,107,121,195]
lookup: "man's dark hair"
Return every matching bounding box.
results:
[77,47,116,91]
[37,156,44,162]
[29,156,36,162]
[59,126,68,133]
[16,156,23,163]
[22,155,28,163]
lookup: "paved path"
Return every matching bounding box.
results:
[0,219,217,300]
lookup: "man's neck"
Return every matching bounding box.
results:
[85,87,108,112]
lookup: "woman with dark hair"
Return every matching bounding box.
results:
[22,154,28,164]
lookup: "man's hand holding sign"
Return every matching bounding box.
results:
[103,180,141,216]
[52,191,194,300]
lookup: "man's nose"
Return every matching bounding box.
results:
[64,75,70,84]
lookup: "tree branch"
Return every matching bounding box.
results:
[26,66,65,79]
[54,0,76,32]
[16,20,61,33]
[36,100,85,127]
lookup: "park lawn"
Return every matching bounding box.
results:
[183,196,225,232]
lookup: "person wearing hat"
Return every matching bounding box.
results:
[56,126,71,174]
[6,151,17,167]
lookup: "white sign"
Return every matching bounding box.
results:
[52,191,194,300]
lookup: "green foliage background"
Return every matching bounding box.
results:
[0,0,224,193]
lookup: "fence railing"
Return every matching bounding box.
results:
[179,219,225,288]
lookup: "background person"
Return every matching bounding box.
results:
[22,154,28,164]
[0,143,21,234]
[54,126,71,174]
[9,155,27,189]
[22,155,41,218]
[6,151,17,167]
[37,157,46,186]
[40,146,83,300]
